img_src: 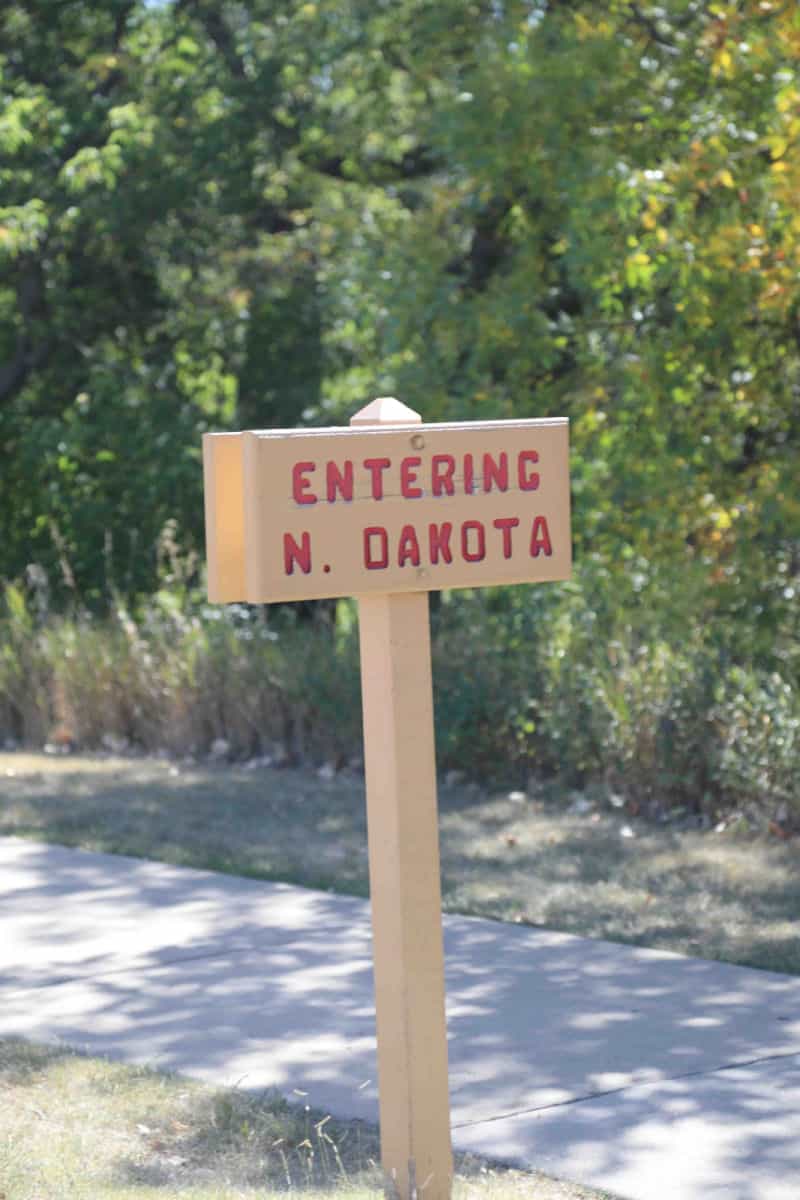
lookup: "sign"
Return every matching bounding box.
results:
[202,398,571,1200]
[203,401,570,602]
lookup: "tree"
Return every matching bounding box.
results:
[342,1,800,656]
[1,0,798,660]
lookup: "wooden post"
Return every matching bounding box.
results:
[352,398,453,1200]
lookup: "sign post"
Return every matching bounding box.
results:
[353,398,452,1200]
[202,397,571,1200]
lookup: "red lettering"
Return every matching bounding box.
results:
[283,531,311,575]
[429,522,453,564]
[462,520,486,562]
[398,524,421,567]
[464,453,475,494]
[364,526,389,569]
[292,462,317,505]
[326,460,354,503]
[483,452,509,493]
[400,456,423,499]
[530,515,552,557]
[431,455,456,497]
[493,516,519,559]
[518,450,540,492]
[364,458,391,500]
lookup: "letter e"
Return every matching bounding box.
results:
[400,457,423,499]
[293,462,317,505]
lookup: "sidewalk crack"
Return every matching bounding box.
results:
[452,1047,800,1130]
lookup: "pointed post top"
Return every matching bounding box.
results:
[350,396,422,427]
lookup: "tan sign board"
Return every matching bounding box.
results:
[203,417,570,603]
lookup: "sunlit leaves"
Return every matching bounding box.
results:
[0,0,798,636]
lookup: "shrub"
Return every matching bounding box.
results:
[710,668,800,821]
[0,566,797,823]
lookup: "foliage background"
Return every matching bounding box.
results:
[1,1,799,815]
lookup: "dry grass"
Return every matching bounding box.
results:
[1,752,799,975]
[2,582,798,822]
[0,1038,615,1200]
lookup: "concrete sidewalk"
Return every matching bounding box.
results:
[0,836,798,1199]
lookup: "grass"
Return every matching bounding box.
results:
[0,1038,616,1200]
[2,751,799,975]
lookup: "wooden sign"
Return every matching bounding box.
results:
[203,399,570,603]
[202,398,571,1200]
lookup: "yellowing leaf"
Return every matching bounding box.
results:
[777,87,799,114]
[713,48,733,76]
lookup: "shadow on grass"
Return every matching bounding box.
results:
[1,753,799,974]
[0,1035,76,1084]
[0,1034,531,1198]
[0,1034,383,1194]
[0,760,372,897]
[112,1080,382,1192]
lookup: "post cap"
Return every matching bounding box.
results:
[350,396,422,427]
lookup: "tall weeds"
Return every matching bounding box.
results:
[0,574,797,823]
[0,583,361,766]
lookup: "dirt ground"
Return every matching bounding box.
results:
[1,751,798,974]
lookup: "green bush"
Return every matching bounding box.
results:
[0,582,53,745]
[710,668,800,818]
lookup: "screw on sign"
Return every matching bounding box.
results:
[202,397,571,1200]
